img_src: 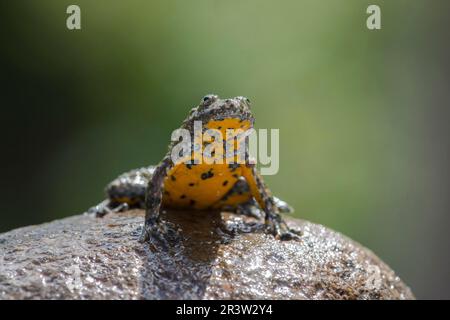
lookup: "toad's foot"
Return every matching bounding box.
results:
[139,218,182,249]
[265,212,302,241]
[87,200,129,217]
[235,201,264,220]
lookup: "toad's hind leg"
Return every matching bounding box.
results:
[87,199,129,217]
[273,196,294,214]
[241,164,301,241]
[236,196,294,220]
[87,166,154,217]
[219,177,294,219]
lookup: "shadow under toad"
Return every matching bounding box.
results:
[135,209,263,299]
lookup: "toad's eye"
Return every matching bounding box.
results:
[201,94,218,106]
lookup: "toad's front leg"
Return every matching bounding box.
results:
[241,164,301,241]
[139,157,173,243]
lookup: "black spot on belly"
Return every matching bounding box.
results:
[201,169,214,180]
[180,194,186,199]
[186,164,192,169]
[171,175,176,181]
[189,183,195,186]
[222,180,228,186]
[189,199,196,206]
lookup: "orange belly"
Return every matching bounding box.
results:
[162,117,252,210]
[162,163,242,209]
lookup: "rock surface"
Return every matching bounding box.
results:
[0,209,414,299]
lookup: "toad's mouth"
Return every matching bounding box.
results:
[194,109,255,125]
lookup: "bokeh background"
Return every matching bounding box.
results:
[1,0,449,299]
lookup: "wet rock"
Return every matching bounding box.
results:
[0,210,414,299]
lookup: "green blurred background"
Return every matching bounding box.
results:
[1,1,449,299]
